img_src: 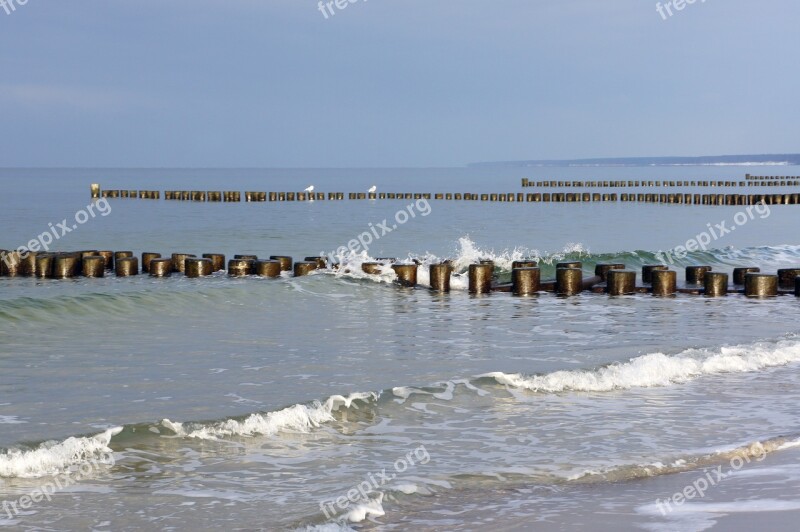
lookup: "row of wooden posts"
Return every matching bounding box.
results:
[521,179,800,188]
[93,180,800,201]
[745,174,800,180]
[90,188,800,206]
[1,250,798,298]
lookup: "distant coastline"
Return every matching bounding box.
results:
[468,154,800,168]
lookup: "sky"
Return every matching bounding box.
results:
[0,0,797,167]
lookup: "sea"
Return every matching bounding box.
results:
[2,166,800,531]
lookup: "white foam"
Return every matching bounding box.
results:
[340,494,386,523]
[389,483,422,495]
[0,427,121,479]
[320,237,589,290]
[777,438,800,451]
[482,337,800,393]
[391,386,421,400]
[392,380,470,403]
[320,251,399,285]
[162,392,377,440]
[442,237,589,274]
[713,244,800,268]
[433,381,456,400]
[297,524,356,532]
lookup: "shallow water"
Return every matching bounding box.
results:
[2,167,800,530]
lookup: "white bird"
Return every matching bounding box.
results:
[368,185,377,193]
[304,185,314,192]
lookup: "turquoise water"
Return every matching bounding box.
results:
[2,167,800,530]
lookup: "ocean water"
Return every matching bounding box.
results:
[2,167,800,530]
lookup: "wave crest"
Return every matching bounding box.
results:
[0,427,120,479]
[482,336,800,393]
[162,392,378,440]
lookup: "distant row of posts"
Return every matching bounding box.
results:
[521,179,800,187]
[90,185,800,206]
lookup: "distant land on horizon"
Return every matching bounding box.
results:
[468,154,800,168]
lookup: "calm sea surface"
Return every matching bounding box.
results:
[2,167,800,531]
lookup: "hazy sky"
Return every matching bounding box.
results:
[0,0,797,167]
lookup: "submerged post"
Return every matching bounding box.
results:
[468,263,493,294]
[19,252,37,276]
[595,263,625,282]
[35,254,54,278]
[149,258,172,277]
[556,267,582,296]
[704,272,729,297]
[141,252,161,274]
[255,259,282,277]
[362,262,382,275]
[429,262,452,292]
[642,265,669,284]
[293,261,318,277]
[82,256,106,278]
[606,270,636,295]
[202,253,226,272]
[777,268,800,289]
[686,266,712,285]
[115,257,139,277]
[392,263,418,287]
[229,259,256,276]
[651,270,677,296]
[744,273,778,297]
[512,260,538,270]
[51,254,79,279]
[733,267,760,285]
[305,256,328,269]
[115,251,134,266]
[512,267,540,295]
[185,258,213,278]
[171,253,197,273]
[270,256,293,272]
[97,250,114,270]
